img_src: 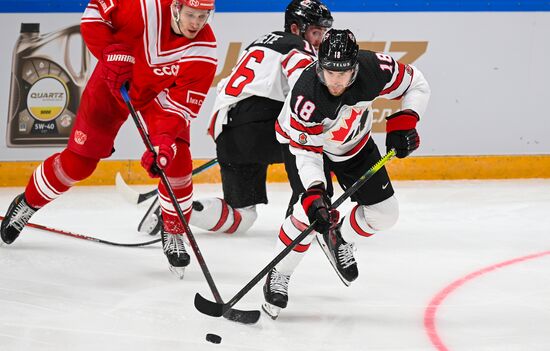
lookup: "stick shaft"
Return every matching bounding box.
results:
[120,86,224,303]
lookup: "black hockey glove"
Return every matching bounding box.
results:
[385,110,420,159]
[301,184,337,234]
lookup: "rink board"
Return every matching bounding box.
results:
[1,155,549,186]
[0,2,548,184]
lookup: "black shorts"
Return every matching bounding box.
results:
[283,138,394,208]
[216,96,284,165]
[215,96,285,208]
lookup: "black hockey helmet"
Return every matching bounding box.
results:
[318,29,359,71]
[316,29,360,88]
[284,0,333,34]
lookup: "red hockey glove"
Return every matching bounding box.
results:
[385,109,420,159]
[140,135,177,178]
[301,184,339,234]
[101,43,135,96]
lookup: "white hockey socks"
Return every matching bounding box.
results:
[341,196,399,237]
[189,198,257,234]
[273,215,315,276]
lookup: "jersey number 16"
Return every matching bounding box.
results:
[225,50,265,97]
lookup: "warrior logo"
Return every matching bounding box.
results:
[74,130,87,145]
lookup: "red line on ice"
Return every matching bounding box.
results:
[423,250,550,351]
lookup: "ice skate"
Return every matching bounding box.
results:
[262,268,290,320]
[1,193,37,245]
[316,224,358,286]
[161,229,190,279]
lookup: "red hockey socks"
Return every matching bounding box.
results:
[25,149,99,208]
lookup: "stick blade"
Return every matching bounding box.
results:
[223,308,261,325]
[194,293,225,317]
[115,172,139,204]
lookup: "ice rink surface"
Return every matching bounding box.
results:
[0,179,549,351]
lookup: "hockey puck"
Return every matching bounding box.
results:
[206,333,222,344]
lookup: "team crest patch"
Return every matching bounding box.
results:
[74,130,87,145]
[298,133,308,145]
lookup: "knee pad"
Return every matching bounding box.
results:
[59,149,99,181]
[189,198,258,234]
[342,195,399,237]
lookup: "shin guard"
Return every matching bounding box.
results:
[25,149,99,208]
[190,198,257,234]
[273,215,314,276]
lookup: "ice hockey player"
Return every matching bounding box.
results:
[0,0,217,279]
[262,28,431,319]
[138,0,333,236]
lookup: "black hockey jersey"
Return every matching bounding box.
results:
[276,50,430,189]
[208,31,317,139]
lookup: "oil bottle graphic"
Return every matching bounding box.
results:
[7,23,90,147]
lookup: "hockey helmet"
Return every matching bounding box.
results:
[316,29,360,88]
[181,0,215,10]
[284,0,333,34]
[318,29,359,71]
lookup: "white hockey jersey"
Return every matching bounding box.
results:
[276,50,431,189]
[208,31,316,139]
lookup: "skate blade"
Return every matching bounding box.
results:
[261,302,281,320]
[168,265,186,280]
[315,235,352,287]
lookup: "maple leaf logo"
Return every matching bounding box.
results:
[330,108,364,142]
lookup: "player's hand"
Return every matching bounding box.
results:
[301,185,338,234]
[385,110,420,158]
[101,43,135,96]
[141,135,177,178]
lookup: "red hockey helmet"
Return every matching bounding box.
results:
[181,0,215,10]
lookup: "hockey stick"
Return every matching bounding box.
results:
[115,158,219,205]
[194,148,397,318]
[0,215,161,247]
[120,86,260,325]
[137,196,160,234]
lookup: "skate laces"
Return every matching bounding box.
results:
[163,232,186,256]
[8,198,36,232]
[338,242,357,269]
[270,270,290,296]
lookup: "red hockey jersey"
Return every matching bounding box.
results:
[81,0,217,141]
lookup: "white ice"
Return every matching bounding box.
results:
[1,180,549,351]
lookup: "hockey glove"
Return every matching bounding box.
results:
[101,43,135,96]
[141,135,177,178]
[385,109,420,159]
[301,184,339,234]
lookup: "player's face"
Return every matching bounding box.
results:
[322,69,354,96]
[303,25,329,50]
[171,6,211,39]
